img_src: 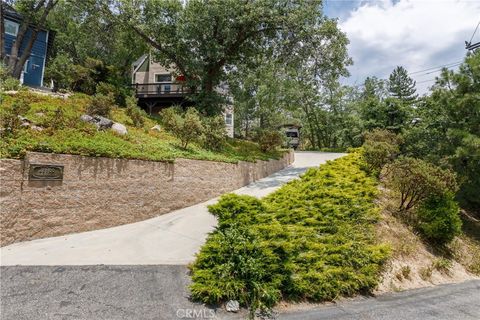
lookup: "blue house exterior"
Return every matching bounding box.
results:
[3,6,52,87]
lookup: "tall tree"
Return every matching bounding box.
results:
[403,52,480,212]
[230,15,352,147]
[0,2,6,61]
[2,0,58,79]
[388,66,418,102]
[359,77,388,130]
[99,0,333,115]
[47,1,147,77]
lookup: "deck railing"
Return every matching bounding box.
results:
[132,83,190,96]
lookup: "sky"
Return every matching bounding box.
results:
[324,0,480,94]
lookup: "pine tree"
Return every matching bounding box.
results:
[388,66,418,102]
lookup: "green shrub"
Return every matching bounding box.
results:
[85,93,115,117]
[0,99,30,137]
[160,107,204,149]
[208,194,271,229]
[0,63,8,80]
[382,157,458,213]
[38,107,79,134]
[1,77,21,91]
[416,193,462,245]
[191,152,390,315]
[432,258,453,274]
[256,129,284,152]
[190,224,281,318]
[96,81,129,107]
[96,82,117,96]
[44,54,74,91]
[125,96,146,128]
[0,63,21,91]
[362,128,402,174]
[202,115,227,151]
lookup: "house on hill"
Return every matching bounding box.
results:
[132,54,234,137]
[2,4,54,88]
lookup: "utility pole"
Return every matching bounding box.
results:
[465,41,480,51]
[466,21,480,51]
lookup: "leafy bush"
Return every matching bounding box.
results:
[202,115,227,151]
[432,257,453,274]
[416,193,462,245]
[125,96,146,128]
[191,152,390,315]
[0,99,30,137]
[96,82,117,97]
[44,54,74,91]
[382,157,458,213]
[190,223,281,317]
[85,93,115,117]
[160,107,204,149]
[39,107,79,135]
[256,129,284,152]
[96,81,129,107]
[1,77,21,91]
[0,63,8,80]
[362,128,402,174]
[0,63,21,91]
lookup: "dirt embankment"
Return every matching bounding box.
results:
[375,192,480,293]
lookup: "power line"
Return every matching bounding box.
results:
[408,61,463,75]
[416,78,437,84]
[417,63,462,76]
[469,20,480,44]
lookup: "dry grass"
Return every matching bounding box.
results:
[449,212,480,275]
[375,190,479,294]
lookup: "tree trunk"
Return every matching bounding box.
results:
[12,28,40,78]
[6,0,57,79]
[0,3,5,62]
[7,21,29,76]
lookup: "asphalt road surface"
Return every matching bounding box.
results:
[1,265,479,320]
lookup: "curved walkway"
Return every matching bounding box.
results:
[0,152,344,266]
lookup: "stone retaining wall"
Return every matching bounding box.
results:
[0,151,294,246]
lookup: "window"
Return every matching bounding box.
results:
[155,74,171,83]
[163,84,171,93]
[5,20,19,36]
[225,113,233,125]
[286,131,298,138]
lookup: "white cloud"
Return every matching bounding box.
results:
[339,0,480,94]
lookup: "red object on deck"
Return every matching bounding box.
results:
[176,75,186,82]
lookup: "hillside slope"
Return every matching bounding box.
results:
[376,193,480,293]
[0,91,282,163]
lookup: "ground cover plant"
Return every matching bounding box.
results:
[190,152,390,316]
[0,92,283,163]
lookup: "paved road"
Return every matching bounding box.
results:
[1,265,479,320]
[279,280,480,320]
[0,152,344,266]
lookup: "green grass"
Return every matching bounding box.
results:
[0,91,283,163]
[190,152,390,315]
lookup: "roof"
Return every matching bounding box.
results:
[3,3,23,21]
[132,54,148,68]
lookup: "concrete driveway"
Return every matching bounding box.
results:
[0,152,344,266]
